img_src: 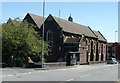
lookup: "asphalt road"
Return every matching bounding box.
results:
[1,63,119,81]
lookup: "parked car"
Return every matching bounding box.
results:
[107,58,118,64]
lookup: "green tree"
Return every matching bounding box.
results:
[2,18,48,67]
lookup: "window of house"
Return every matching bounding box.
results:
[99,47,101,53]
[112,47,116,56]
[46,30,53,42]
[112,47,116,52]
[86,40,87,46]
[46,30,53,48]
[108,47,110,53]
[108,53,110,56]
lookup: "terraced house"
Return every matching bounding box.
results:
[24,13,107,65]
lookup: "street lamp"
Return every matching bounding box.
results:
[41,0,45,68]
[115,30,118,42]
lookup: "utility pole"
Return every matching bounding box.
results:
[59,10,60,19]
[115,30,118,42]
[42,0,45,68]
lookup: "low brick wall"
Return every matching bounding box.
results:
[44,62,66,67]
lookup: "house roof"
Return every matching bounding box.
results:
[118,42,120,46]
[25,13,45,27]
[65,38,80,43]
[108,42,120,47]
[51,15,97,38]
[93,31,107,42]
[24,13,106,40]
[107,43,113,47]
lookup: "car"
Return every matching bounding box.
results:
[107,58,118,64]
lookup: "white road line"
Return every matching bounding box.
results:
[41,71,47,72]
[56,69,67,71]
[7,75,14,77]
[106,65,115,66]
[1,75,7,77]
[28,72,32,74]
[66,79,74,81]
[80,74,90,78]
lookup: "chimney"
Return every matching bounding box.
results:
[68,14,73,22]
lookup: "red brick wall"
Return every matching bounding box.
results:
[108,43,120,60]
[79,38,107,64]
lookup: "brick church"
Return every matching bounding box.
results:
[23,13,107,65]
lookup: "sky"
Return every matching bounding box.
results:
[1,2,118,42]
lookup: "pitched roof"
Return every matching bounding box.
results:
[93,31,107,42]
[65,38,80,43]
[108,42,120,47]
[25,13,45,27]
[24,13,105,39]
[49,15,97,38]
[118,43,120,46]
[107,43,113,47]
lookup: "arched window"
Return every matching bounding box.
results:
[46,30,53,47]
[86,40,88,46]
[46,30,53,42]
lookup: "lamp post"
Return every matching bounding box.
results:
[115,30,118,42]
[42,0,45,68]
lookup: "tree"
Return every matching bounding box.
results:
[2,18,48,67]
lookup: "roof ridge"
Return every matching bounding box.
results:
[52,16,88,28]
[50,15,97,38]
[27,13,45,27]
[28,13,42,17]
[88,26,98,38]
[27,13,39,27]
[98,31,107,41]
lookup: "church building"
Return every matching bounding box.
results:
[23,13,107,65]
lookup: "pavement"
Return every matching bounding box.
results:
[1,63,119,81]
[1,64,99,78]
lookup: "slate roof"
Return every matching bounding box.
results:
[93,31,107,42]
[51,15,97,38]
[108,42,120,47]
[118,42,120,46]
[24,13,107,40]
[65,38,80,43]
[25,13,45,27]
[107,43,113,47]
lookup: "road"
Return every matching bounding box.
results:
[1,63,119,82]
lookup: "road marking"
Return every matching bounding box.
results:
[106,65,115,66]
[57,69,67,71]
[7,75,14,77]
[28,72,32,74]
[66,79,74,81]
[41,71,47,72]
[80,74,90,77]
